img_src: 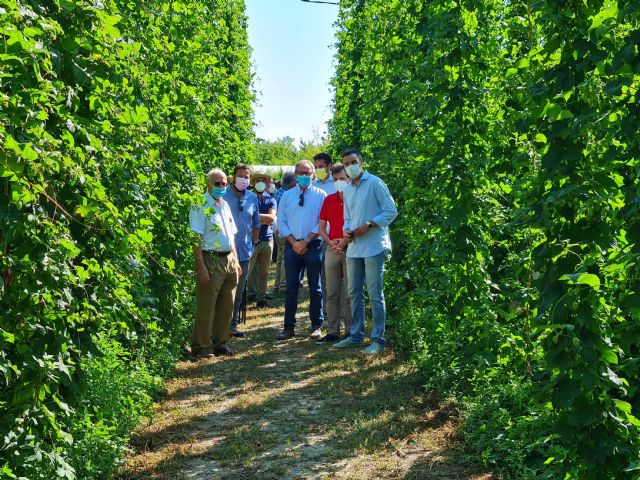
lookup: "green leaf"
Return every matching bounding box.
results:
[559,273,601,290]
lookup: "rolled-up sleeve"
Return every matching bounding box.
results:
[189,206,205,235]
[371,180,398,228]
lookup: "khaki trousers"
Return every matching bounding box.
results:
[274,233,287,292]
[248,240,273,302]
[192,251,238,352]
[324,247,352,336]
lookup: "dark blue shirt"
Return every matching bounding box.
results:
[257,193,277,241]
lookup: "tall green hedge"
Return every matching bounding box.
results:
[0,1,253,478]
[331,1,640,478]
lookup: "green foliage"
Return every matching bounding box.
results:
[250,135,330,167]
[0,0,252,478]
[331,0,640,478]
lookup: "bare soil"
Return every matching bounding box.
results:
[117,294,495,480]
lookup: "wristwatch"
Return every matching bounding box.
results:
[366,221,374,230]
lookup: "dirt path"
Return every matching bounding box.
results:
[118,296,493,480]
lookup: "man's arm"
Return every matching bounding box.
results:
[276,194,292,238]
[370,179,398,228]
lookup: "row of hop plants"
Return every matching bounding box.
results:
[330,1,640,478]
[0,0,253,478]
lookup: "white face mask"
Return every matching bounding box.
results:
[345,164,362,179]
[269,184,276,194]
[254,181,266,193]
[334,180,348,192]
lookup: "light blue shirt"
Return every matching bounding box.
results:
[343,171,398,258]
[223,188,260,261]
[277,185,327,240]
[313,177,337,195]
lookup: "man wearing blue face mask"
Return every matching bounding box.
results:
[276,160,327,341]
[189,169,242,359]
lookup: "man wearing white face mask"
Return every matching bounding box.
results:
[247,173,277,308]
[316,163,352,344]
[333,149,398,355]
[223,163,260,338]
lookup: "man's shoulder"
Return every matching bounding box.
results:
[309,185,327,197]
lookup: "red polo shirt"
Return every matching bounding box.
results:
[320,192,345,240]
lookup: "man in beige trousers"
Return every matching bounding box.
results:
[189,169,242,359]
[316,163,352,344]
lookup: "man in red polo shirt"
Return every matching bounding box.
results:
[316,163,352,344]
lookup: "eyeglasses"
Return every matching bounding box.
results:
[299,191,304,207]
[213,181,227,187]
[296,171,312,176]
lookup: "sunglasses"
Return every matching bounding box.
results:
[238,196,244,212]
[299,191,304,207]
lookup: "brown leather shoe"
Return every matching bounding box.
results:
[213,345,235,357]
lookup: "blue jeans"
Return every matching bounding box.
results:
[346,250,388,345]
[231,259,251,330]
[284,240,324,331]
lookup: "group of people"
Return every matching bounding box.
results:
[188,149,398,359]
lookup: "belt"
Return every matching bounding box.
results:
[202,250,231,256]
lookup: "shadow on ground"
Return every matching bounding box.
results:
[117,292,493,480]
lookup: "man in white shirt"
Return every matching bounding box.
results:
[189,169,242,359]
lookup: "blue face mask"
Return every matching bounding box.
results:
[210,186,227,199]
[297,175,311,188]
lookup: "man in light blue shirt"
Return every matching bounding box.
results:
[276,159,327,340]
[333,149,398,355]
[224,163,260,338]
[312,152,337,195]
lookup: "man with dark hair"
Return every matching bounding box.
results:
[312,152,336,195]
[273,171,296,294]
[223,163,260,338]
[333,149,398,355]
[276,160,327,341]
[316,163,352,344]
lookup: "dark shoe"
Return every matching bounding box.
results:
[256,300,272,309]
[315,334,339,345]
[194,349,214,359]
[277,329,295,341]
[232,330,246,338]
[247,294,257,302]
[265,293,274,300]
[213,345,234,357]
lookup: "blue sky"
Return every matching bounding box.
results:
[246,0,338,144]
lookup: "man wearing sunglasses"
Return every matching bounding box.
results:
[276,160,327,341]
[223,163,260,338]
[189,169,242,359]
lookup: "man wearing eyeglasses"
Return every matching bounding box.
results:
[276,160,327,341]
[189,169,242,359]
[223,163,260,338]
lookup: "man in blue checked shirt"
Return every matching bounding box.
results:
[333,149,398,355]
[276,160,327,341]
[223,163,260,338]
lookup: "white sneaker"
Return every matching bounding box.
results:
[310,328,323,340]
